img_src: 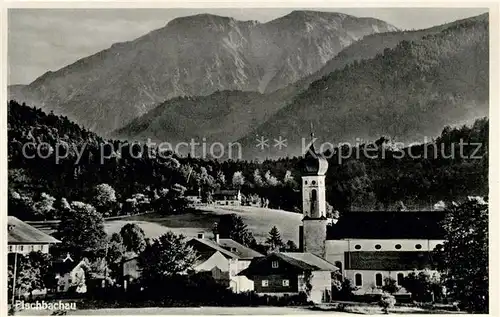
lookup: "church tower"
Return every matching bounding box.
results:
[299,133,329,258]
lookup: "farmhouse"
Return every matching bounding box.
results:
[238,252,338,303]
[7,216,60,254]
[298,135,445,295]
[187,233,263,293]
[212,189,241,206]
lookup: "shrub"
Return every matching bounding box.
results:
[379,293,396,314]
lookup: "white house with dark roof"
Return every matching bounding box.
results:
[212,189,241,206]
[187,233,263,293]
[7,216,60,254]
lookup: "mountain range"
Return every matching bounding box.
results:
[114,13,489,158]
[8,10,397,135]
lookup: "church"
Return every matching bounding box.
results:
[298,138,445,294]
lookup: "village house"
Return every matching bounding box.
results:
[212,189,241,206]
[52,254,90,294]
[7,216,60,254]
[238,252,338,303]
[297,135,445,295]
[187,233,263,293]
[121,233,263,293]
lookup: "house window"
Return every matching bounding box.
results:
[262,280,269,287]
[272,261,279,268]
[282,279,290,287]
[375,244,382,250]
[354,245,361,250]
[8,245,13,252]
[355,273,362,286]
[415,244,422,250]
[18,245,24,252]
[375,273,383,287]
[395,244,402,250]
[334,261,342,273]
[397,273,404,286]
[30,245,35,252]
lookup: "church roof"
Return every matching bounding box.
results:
[302,143,328,176]
[326,211,446,240]
[344,251,438,270]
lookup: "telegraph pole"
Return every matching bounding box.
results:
[11,250,18,314]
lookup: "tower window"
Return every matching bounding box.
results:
[397,273,404,285]
[375,244,382,250]
[415,244,422,250]
[355,273,362,286]
[312,180,316,185]
[354,244,361,250]
[304,181,308,185]
[395,244,402,250]
[311,189,317,200]
[375,273,383,287]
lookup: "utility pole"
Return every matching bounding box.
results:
[11,251,18,314]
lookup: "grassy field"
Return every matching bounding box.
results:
[105,206,303,244]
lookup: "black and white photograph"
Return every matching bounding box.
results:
[3,2,493,315]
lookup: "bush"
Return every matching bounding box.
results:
[379,293,396,314]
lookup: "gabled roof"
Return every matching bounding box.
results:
[239,252,338,277]
[281,252,338,271]
[188,238,239,259]
[218,239,263,259]
[327,212,446,240]
[8,216,61,244]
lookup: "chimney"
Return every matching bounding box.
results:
[215,233,220,244]
[197,233,205,239]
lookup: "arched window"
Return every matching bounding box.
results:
[375,273,383,287]
[397,273,404,286]
[311,189,317,200]
[355,273,362,286]
[304,181,308,185]
[334,261,342,273]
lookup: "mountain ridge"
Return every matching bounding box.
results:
[9,11,397,135]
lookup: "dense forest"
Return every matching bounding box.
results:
[8,101,488,221]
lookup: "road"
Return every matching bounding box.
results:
[15,306,349,315]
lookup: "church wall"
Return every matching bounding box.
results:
[325,239,444,274]
[344,269,418,294]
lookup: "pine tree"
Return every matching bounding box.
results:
[266,226,284,252]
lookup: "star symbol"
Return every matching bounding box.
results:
[255,136,269,150]
[273,136,288,150]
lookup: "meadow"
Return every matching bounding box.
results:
[105,206,303,244]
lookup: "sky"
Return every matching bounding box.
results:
[8,7,489,85]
